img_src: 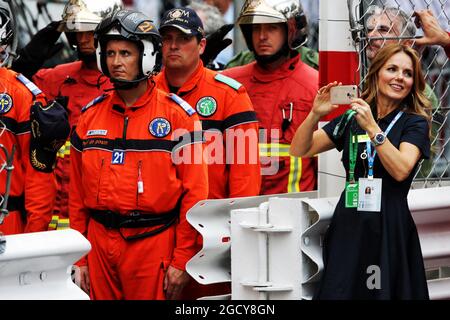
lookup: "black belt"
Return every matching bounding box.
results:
[1,194,26,222]
[89,205,179,241]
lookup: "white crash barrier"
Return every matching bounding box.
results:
[0,229,91,300]
[187,186,450,300]
[231,199,304,300]
[186,191,317,300]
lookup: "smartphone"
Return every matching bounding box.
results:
[330,85,359,105]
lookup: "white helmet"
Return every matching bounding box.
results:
[94,9,162,87]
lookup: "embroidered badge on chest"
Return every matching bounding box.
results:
[0,93,13,114]
[149,118,171,138]
[196,96,217,117]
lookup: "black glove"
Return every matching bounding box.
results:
[11,21,64,78]
[201,24,234,70]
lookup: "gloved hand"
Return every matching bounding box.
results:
[11,21,64,78]
[201,23,234,70]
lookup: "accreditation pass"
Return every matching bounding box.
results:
[357,178,382,212]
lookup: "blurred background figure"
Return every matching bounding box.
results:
[189,0,225,37]
[124,0,190,27]
[202,0,234,65]
[126,0,162,26]
[188,0,233,69]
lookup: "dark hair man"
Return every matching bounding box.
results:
[223,0,319,195]
[69,9,208,300]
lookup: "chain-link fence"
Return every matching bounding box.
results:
[348,0,450,188]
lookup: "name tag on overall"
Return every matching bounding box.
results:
[357,178,382,212]
[345,182,359,208]
[111,150,125,165]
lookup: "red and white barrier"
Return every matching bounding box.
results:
[319,0,360,120]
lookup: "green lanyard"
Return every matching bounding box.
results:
[333,109,356,139]
[332,109,357,183]
[349,128,358,183]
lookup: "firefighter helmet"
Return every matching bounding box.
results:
[237,0,308,51]
[59,0,123,48]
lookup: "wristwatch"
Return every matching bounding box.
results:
[371,131,386,146]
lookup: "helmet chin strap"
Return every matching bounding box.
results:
[109,74,149,91]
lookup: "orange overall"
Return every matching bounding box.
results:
[33,61,110,229]
[156,61,261,299]
[0,67,56,235]
[69,81,208,299]
[156,61,261,199]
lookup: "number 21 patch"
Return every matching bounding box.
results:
[111,150,125,165]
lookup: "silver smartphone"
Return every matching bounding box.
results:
[330,85,359,105]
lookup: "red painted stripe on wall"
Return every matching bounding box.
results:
[319,51,360,121]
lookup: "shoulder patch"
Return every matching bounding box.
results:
[0,93,13,114]
[16,74,42,96]
[82,94,107,113]
[214,74,242,91]
[168,93,196,116]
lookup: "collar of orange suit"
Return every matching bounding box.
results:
[251,53,300,83]
[159,60,205,97]
[0,66,9,77]
[109,79,157,113]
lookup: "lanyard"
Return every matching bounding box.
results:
[333,109,356,140]
[335,110,357,183]
[349,127,358,183]
[366,111,404,179]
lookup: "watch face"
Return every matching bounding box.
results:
[375,133,385,144]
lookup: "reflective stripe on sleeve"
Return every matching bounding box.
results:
[259,143,303,193]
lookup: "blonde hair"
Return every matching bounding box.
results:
[361,43,431,131]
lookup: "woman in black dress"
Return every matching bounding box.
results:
[290,43,431,299]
